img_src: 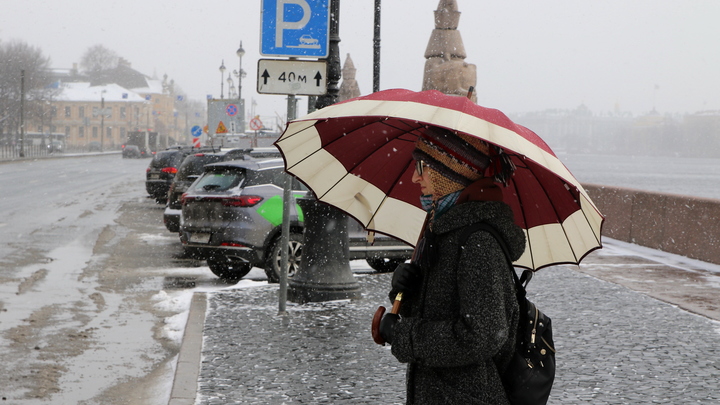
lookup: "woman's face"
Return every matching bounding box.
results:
[412,160,434,196]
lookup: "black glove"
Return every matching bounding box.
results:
[392,263,423,293]
[379,313,400,344]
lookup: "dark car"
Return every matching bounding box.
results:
[88,141,102,152]
[122,144,142,158]
[179,159,413,281]
[146,147,206,203]
[163,147,282,232]
[47,140,64,153]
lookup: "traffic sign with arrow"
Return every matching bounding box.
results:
[257,59,327,95]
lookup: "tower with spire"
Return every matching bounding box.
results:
[339,54,361,102]
[421,0,477,102]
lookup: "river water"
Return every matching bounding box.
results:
[558,153,720,201]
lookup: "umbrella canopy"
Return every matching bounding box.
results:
[275,89,603,271]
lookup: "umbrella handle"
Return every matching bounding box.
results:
[371,292,404,345]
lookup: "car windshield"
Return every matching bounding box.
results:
[193,168,245,192]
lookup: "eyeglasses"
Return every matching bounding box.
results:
[415,160,425,176]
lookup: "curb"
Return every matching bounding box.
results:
[169,292,207,405]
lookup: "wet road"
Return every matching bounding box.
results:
[0,155,227,404]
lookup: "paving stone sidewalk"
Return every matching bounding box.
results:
[196,264,720,404]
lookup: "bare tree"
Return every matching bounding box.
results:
[0,39,52,141]
[80,44,119,74]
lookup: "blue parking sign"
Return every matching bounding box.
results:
[261,0,329,58]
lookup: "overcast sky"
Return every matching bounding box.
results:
[2,0,719,122]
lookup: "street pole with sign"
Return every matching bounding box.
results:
[260,0,359,309]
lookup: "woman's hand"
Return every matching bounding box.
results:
[392,263,423,293]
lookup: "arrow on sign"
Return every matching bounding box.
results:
[261,70,271,85]
[314,71,323,86]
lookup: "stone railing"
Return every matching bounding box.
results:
[583,184,720,265]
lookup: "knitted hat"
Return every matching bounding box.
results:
[412,126,516,199]
[412,126,491,197]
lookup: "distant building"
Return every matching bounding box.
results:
[32,60,202,149]
[51,82,146,149]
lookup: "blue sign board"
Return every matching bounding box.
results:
[261,0,330,58]
[191,125,202,138]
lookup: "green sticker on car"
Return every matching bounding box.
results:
[256,194,304,226]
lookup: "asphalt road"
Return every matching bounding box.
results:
[0,154,227,404]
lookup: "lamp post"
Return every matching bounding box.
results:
[219,60,226,99]
[289,0,361,304]
[100,92,105,152]
[236,41,245,101]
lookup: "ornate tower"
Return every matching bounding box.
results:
[421,0,477,102]
[338,54,361,102]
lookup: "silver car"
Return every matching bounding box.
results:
[180,158,413,281]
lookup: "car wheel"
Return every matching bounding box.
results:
[264,233,303,283]
[367,258,405,273]
[207,257,252,281]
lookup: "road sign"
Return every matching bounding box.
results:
[216,121,228,134]
[207,100,245,136]
[191,125,202,138]
[261,0,330,58]
[249,117,264,131]
[226,104,238,116]
[257,59,327,95]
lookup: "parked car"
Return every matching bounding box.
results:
[122,144,142,158]
[179,158,413,281]
[163,148,249,232]
[88,141,102,151]
[146,147,208,203]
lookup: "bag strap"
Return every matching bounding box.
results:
[457,222,533,301]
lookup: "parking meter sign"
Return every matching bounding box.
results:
[261,0,330,58]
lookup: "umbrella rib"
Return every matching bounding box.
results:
[508,167,535,270]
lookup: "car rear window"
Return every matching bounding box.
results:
[151,151,184,168]
[177,155,223,181]
[193,168,246,192]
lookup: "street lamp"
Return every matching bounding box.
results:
[219,60,226,99]
[236,41,245,100]
[227,76,235,99]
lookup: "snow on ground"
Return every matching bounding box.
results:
[152,261,375,345]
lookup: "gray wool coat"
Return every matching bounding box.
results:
[390,200,526,405]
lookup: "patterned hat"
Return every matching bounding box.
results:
[412,126,491,197]
[412,126,516,198]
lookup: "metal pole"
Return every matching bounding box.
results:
[19,70,25,158]
[373,0,381,93]
[315,0,341,109]
[279,94,298,316]
[219,60,226,99]
[100,96,105,152]
[290,0,361,304]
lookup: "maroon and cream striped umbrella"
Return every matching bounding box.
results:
[275,89,603,270]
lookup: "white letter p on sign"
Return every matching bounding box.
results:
[275,0,311,48]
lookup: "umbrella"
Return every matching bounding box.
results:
[274,88,603,271]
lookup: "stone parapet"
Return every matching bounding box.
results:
[583,183,720,265]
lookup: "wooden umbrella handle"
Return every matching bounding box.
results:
[390,292,403,314]
[371,292,404,345]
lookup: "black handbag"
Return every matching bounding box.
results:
[459,222,556,405]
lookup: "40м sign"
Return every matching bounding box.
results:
[261,0,329,58]
[257,59,327,95]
